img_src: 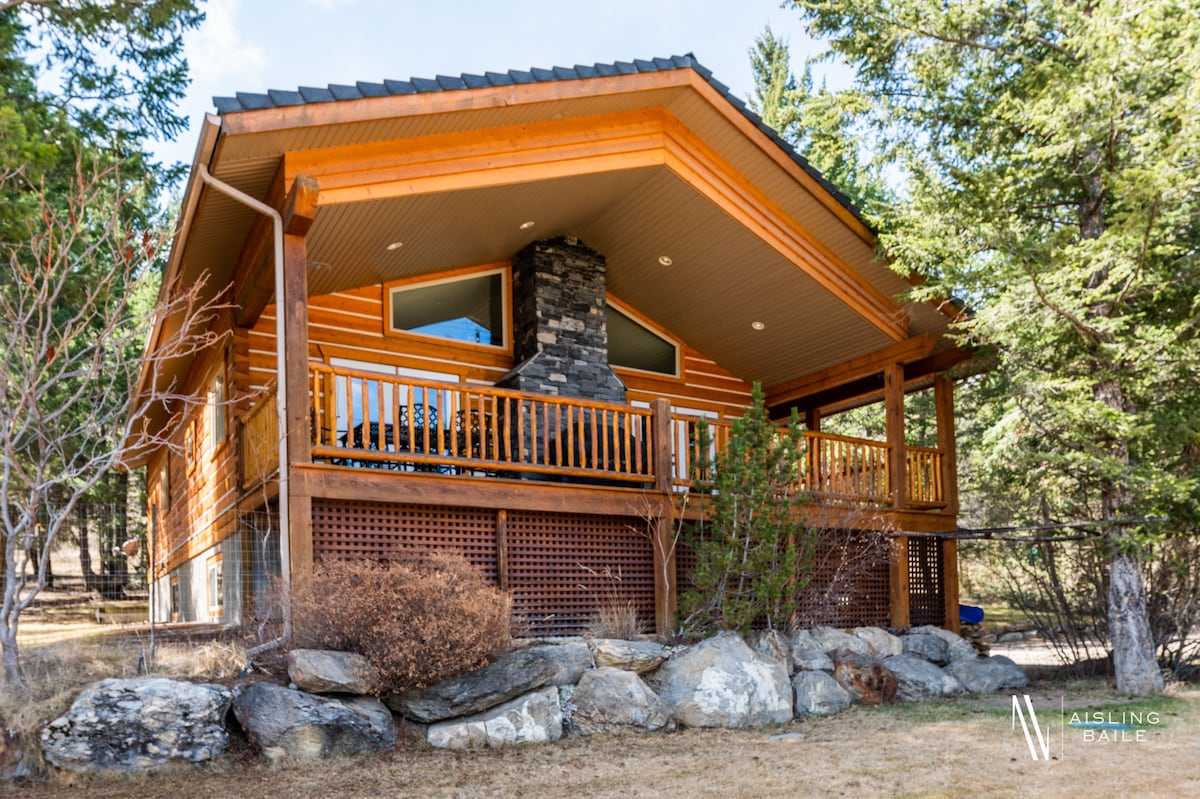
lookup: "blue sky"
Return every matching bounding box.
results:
[156,0,847,167]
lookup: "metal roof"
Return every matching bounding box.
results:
[211,53,867,227]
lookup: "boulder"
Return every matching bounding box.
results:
[41,678,231,772]
[791,670,853,716]
[232,683,395,762]
[652,631,792,728]
[590,639,672,674]
[789,630,834,672]
[901,633,950,665]
[539,641,594,686]
[808,626,870,656]
[747,630,793,672]
[386,644,579,722]
[829,649,898,704]
[908,625,977,663]
[427,687,562,749]
[944,655,1029,693]
[851,627,903,658]
[881,654,966,701]
[288,649,381,695]
[568,667,673,736]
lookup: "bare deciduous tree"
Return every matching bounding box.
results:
[0,159,225,685]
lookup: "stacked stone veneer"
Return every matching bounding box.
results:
[497,236,626,404]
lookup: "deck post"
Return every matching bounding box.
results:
[934,374,959,515]
[650,399,676,636]
[942,537,960,633]
[889,534,910,629]
[282,177,318,580]
[884,361,907,510]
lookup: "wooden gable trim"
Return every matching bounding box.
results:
[284,108,905,342]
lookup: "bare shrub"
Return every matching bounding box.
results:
[579,565,645,640]
[288,552,512,693]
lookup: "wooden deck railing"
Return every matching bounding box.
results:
[289,363,945,506]
[308,364,656,483]
[240,382,279,489]
[669,414,943,506]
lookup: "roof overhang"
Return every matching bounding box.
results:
[133,57,963,455]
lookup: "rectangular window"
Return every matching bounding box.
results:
[158,463,169,512]
[169,575,180,622]
[208,369,226,448]
[184,421,196,474]
[207,553,223,616]
[387,266,507,348]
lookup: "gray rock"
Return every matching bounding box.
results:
[908,625,977,663]
[944,655,1029,693]
[652,631,792,728]
[288,649,381,696]
[808,626,870,656]
[427,687,562,749]
[829,649,898,704]
[232,683,395,762]
[540,641,593,686]
[791,670,853,716]
[41,678,231,772]
[568,667,673,736]
[747,630,793,672]
[386,645,571,722]
[590,639,673,674]
[997,631,1026,643]
[881,654,966,701]
[851,627,904,658]
[789,630,834,672]
[901,633,950,664]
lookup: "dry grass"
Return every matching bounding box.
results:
[10,683,1200,798]
[579,564,646,640]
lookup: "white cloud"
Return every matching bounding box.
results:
[306,0,359,10]
[185,0,267,86]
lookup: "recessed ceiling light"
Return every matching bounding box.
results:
[751,321,766,331]
[385,241,404,251]
[658,255,673,266]
[519,221,536,230]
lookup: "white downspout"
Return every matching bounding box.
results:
[194,162,291,640]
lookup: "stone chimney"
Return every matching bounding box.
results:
[497,236,626,404]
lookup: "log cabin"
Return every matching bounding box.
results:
[131,55,971,637]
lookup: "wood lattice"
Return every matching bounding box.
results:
[907,535,945,627]
[311,499,499,581]
[506,511,655,637]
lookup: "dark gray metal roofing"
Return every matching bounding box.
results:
[211,54,865,223]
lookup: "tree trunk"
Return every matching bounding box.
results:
[1095,377,1163,693]
[79,502,98,593]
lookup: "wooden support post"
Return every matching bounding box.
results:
[934,374,959,515]
[884,361,907,510]
[804,407,820,432]
[649,399,676,635]
[282,177,318,580]
[889,535,910,629]
[942,537,960,634]
[495,509,509,591]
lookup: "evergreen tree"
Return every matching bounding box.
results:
[790,0,1200,692]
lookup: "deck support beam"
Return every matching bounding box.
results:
[282,177,319,580]
[650,399,676,636]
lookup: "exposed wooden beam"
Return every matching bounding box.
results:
[934,374,959,517]
[884,361,906,511]
[232,174,320,328]
[942,538,960,633]
[889,536,911,628]
[766,334,938,409]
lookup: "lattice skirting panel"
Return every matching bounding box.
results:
[907,535,946,627]
[310,499,654,637]
[676,526,893,629]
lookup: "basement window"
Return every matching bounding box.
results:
[607,301,679,377]
[387,268,507,348]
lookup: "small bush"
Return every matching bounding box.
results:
[288,551,512,693]
[579,565,646,640]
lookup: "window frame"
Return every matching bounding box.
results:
[383,263,512,354]
[605,296,683,379]
[207,364,227,451]
[207,552,224,617]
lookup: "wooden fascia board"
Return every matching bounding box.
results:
[765,333,938,409]
[285,108,905,341]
